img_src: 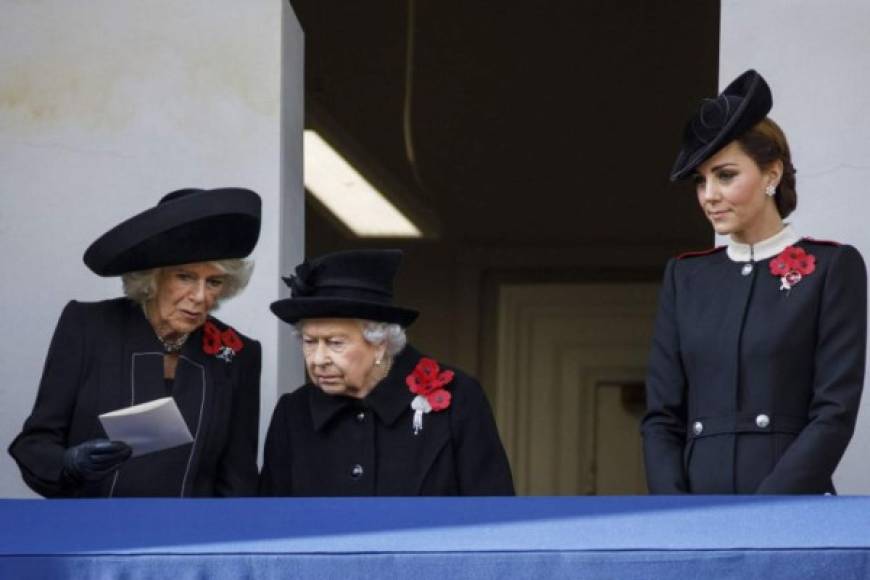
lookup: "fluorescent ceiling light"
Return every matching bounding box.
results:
[303,130,422,238]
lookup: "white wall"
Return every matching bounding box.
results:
[721,0,870,492]
[278,0,307,400]
[0,0,304,497]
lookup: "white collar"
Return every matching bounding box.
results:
[726,225,801,263]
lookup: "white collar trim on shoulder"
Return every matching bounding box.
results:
[726,225,801,263]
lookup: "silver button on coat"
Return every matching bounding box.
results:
[756,414,771,429]
[692,421,704,436]
[351,464,364,478]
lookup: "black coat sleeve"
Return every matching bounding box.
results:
[450,375,515,496]
[641,259,690,493]
[258,393,294,496]
[757,245,867,493]
[214,339,262,496]
[8,301,90,497]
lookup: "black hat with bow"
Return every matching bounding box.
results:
[670,69,773,181]
[83,187,261,276]
[270,249,419,326]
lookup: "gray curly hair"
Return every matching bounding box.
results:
[121,259,253,307]
[294,319,407,356]
[359,320,407,355]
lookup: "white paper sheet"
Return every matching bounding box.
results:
[98,397,194,457]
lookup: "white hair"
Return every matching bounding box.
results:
[121,258,254,306]
[293,319,407,356]
[359,320,407,356]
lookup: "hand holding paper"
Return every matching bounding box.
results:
[99,397,194,457]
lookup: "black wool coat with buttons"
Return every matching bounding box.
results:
[8,298,261,497]
[642,240,867,494]
[259,345,515,496]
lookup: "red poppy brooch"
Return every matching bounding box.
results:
[203,321,244,362]
[769,245,816,291]
[406,357,454,435]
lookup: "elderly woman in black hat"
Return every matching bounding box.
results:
[259,249,514,496]
[9,188,263,497]
[642,70,867,494]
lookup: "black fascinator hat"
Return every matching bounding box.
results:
[83,188,261,276]
[670,69,772,181]
[270,249,419,327]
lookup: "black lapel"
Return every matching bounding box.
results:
[309,387,353,431]
[174,324,212,437]
[122,301,166,407]
[365,345,419,426]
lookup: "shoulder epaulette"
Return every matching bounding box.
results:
[676,246,726,260]
[802,237,841,247]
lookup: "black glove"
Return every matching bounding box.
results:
[62,439,133,484]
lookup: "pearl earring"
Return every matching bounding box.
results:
[765,184,776,197]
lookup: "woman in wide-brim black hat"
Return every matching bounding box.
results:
[642,70,867,494]
[260,249,515,496]
[9,188,264,498]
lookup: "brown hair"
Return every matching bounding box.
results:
[736,118,797,218]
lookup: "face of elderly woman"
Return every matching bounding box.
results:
[301,319,386,399]
[148,262,226,338]
[694,141,783,244]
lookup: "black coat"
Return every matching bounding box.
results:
[259,345,515,496]
[8,298,261,497]
[642,239,867,494]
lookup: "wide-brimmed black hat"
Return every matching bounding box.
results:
[83,188,261,276]
[270,249,419,326]
[670,69,772,181]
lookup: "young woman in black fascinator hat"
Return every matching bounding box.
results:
[642,70,867,494]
